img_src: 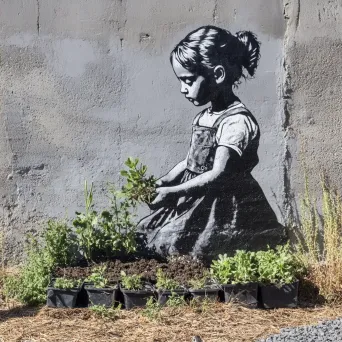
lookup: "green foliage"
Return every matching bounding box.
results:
[54,277,81,289]
[166,292,187,308]
[43,219,76,267]
[89,304,122,319]
[120,271,143,290]
[3,236,53,305]
[99,186,137,256]
[141,297,162,321]
[120,157,157,205]
[73,181,137,262]
[73,181,102,262]
[256,244,301,284]
[188,271,212,289]
[210,246,301,286]
[155,268,181,290]
[210,251,258,284]
[86,266,109,288]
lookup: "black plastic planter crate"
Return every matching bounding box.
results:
[47,287,80,308]
[189,288,220,302]
[157,289,189,306]
[122,289,156,309]
[222,283,258,308]
[85,285,118,308]
[259,280,299,309]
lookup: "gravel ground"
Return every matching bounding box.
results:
[258,318,342,342]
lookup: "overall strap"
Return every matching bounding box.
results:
[192,109,207,126]
[212,106,251,129]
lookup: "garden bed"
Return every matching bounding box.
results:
[54,255,208,286]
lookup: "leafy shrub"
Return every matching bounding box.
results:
[3,236,53,305]
[141,297,162,321]
[188,271,213,289]
[86,266,109,288]
[43,219,76,267]
[120,157,157,204]
[73,181,103,262]
[54,277,81,289]
[256,244,301,284]
[74,181,138,262]
[120,271,143,290]
[166,292,187,308]
[295,173,342,302]
[155,268,181,290]
[210,250,258,284]
[90,304,122,319]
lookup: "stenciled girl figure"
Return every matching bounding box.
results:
[138,26,286,261]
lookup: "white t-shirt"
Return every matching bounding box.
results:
[196,103,259,157]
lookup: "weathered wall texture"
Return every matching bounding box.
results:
[0,0,301,261]
[284,0,342,221]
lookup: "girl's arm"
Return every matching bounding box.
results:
[152,146,235,205]
[156,159,187,187]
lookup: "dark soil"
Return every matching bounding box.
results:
[55,255,208,286]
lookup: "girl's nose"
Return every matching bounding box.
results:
[180,82,188,94]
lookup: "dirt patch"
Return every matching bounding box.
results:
[55,256,208,286]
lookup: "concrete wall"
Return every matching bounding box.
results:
[0,0,322,260]
[284,0,342,221]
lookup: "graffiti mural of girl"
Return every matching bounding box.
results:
[138,26,287,261]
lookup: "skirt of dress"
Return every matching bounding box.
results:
[137,170,287,261]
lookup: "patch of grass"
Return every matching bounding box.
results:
[295,173,342,302]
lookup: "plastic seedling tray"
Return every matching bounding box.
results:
[84,283,118,308]
[222,282,259,308]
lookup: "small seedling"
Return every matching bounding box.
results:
[156,268,181,290]
[120,271,143,290]
[86,266,109,288]
[54,278,81,289]
[90,303,122,319]
[166,291,187,308]
[141,297,162,321]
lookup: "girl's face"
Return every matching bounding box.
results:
[172,56,213,106]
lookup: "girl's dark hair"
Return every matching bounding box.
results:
[171,26,261,85]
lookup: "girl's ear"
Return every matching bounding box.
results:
[213,65,226,84]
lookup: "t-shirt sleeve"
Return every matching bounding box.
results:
[216,114,258,156]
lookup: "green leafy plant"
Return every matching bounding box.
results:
[120,271,143,290]
[141,297,162,321]
[54,277,81,289]
[86,266,109,288]
[166,291,187,308]
[3,236,53,305]
[89,304,122,319]
[155,268,181,290]
[188,271,213,289]
[43,219,76,267]
[121,157,157,205]
[73,181,103,262]
[99,186,137,256]
[256,244,300,285]
[210,250,258,284]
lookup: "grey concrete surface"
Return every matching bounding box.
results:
[0,0,294,261]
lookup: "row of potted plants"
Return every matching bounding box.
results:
[47,244,302,310]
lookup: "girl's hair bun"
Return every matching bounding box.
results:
[235,31,261,77]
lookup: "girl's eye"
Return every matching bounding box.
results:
[185,78,194,85]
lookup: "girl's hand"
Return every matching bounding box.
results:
[155,177,167,188]
[149,187,174,210]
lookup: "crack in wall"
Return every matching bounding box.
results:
[36,0,40,35]
[282,0,301,226]
[213,0,218,24]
